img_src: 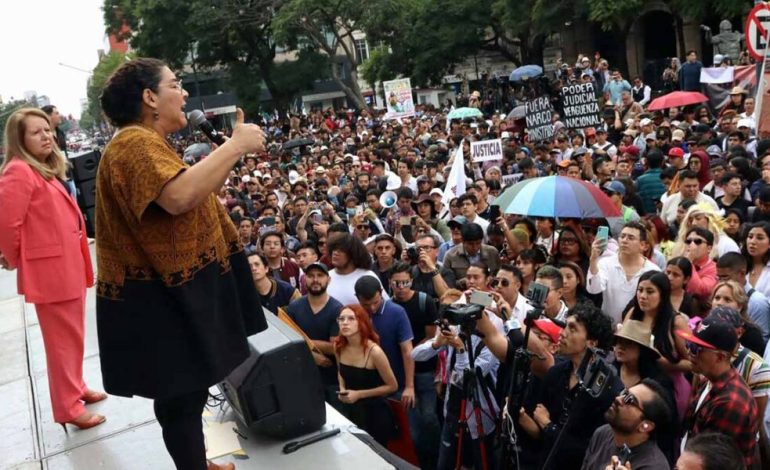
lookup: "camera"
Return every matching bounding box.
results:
[440,303,485,327]
[577,347,615,398]
[407,246,419,263]
[313,189,327,202]
[526,282,550,308]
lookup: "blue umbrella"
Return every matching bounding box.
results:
[509,65,544,83]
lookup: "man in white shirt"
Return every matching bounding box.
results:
[326,233,389,305]
[587,222,660,324]
[631,76,652,106]
[490,264,532,330]
[660,170,719,225]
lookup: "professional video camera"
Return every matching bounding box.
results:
[577,347,614,399]
[440,303,485,328]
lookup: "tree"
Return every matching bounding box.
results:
[273,0,399,110]
[103,0,328,114]
[82,51,131,132]
[0,99,34,147]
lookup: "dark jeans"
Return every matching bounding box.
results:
[154,389,209,470]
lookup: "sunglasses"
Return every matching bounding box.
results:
[356,225,370,231]
[619,389,644,414]
[490,278,511,288]
[685,238,705,246]
[391,280,412,288]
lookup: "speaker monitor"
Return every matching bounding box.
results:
[76,178,97,209]
[219,311,326,439]
[69,150,101,183]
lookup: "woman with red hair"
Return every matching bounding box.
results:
[335,305,398,444]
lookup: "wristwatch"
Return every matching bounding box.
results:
[430,267,441,276]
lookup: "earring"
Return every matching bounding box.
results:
[153,110,160,120]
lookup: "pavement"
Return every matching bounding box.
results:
[0,246,395,470]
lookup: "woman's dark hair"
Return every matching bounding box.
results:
[557,260,587,295]
[643,215,671,242]
[730,156,760,183]
[518,247,548,265]
[466,263,490,278]
[666,256,693,283]
[246,252,269,268]
[628,271,679,363]
[327,233,373,269]
[100,58,166,127]
[742,222,770,270]
[553,226,590,261]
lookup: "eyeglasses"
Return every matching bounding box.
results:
[356,225,370,231]
[391,280,412,288]
[415,244,435,250]
[685,238,705,245]
[490,278,511,288]
[337,315,357,323]
[619,389,644,414]
[560,238,578,245]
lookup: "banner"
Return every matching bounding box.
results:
[383,78,415,119]
[700,66,734,84]
[561,83,602,130]
[525,96,555,141]
[471,139,503,163]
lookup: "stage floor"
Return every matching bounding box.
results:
[0,246,396,469]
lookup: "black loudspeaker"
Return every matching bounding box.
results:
[219,311,326,439]
[76,178,97,209]
[70,150,101,183]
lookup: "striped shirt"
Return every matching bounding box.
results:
[733,345,770,398]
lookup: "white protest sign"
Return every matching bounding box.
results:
[471,139,503,163]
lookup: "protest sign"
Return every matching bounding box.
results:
[383,78,415,119]
[525,96,554,141]
[501,174,520,187]
[561,82,602,130]
[471,139,503,163]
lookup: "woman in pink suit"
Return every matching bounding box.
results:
[0,108,106,431]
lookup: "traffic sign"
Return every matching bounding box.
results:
[747,3,770,62]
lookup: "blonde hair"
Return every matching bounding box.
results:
[711,280,749,319]
[670,203,724,259]
[1,108,69,180]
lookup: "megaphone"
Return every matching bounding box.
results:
[380,191,397,209]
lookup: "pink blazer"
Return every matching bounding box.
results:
[0,159,94,303]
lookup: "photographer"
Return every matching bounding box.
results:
[412,300,504,469]
[410,233,455,299]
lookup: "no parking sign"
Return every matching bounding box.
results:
[747,3,770,62]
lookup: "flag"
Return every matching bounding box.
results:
[700,67,734,84]
[441,142,466,217]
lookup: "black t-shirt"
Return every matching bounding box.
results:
[716,195,750,220]
[394,292,439,374]
[286,295,344,385]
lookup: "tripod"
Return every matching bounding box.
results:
[452,323,498,470]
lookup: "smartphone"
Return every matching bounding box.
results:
[399,216,412,226]
[401,224,414,244]
[617,444,631,467]
[597,226,609,242]
[336,390,349,396]
[469,290,494,308]
[490,204,501,222]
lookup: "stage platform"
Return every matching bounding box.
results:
[0,246,409,469]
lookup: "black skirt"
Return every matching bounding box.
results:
[96,251,267,399]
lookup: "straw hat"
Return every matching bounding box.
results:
[729,86,747,96]
[614,320,660,357]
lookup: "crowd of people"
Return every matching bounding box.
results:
[191,48,770,470]
[1,49,769,470]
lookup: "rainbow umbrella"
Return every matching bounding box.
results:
[494,175,620,218]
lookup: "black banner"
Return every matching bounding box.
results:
[525,96,555,142]
[561,82,602,130]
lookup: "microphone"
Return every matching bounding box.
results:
[188,109,226,146]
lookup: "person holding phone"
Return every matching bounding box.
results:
[581,379,673,470]
[335,305,398,445]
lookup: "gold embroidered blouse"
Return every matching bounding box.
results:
[95,125,240,299]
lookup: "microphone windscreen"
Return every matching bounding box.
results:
[188,109,207,126]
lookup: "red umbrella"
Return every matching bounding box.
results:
[647,91,710,111]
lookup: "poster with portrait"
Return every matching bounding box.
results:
[383,78,415,119]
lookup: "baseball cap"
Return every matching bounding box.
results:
[706,306,743,329]
[706,145,723,158]
[671,129,685,142]
[640,118,652,127]
[501,131,511,140]
[558,159,572,168]
[429,188,444,198]
[532,319,562,345]
[304,262,329,275]
[667,147,685,159]
[603,180,626,197]
[621,145,640,158]
[645,132,656,141]
[676,316,738,353]
[447,215,468,229]
[737,118,753,129]
[573,147,589,157]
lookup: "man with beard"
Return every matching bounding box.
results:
[285,262,344,404]
[581,379,673,470]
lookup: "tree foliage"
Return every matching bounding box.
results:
[83,51,131,131]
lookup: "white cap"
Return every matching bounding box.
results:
[640,118,652,127]
[737,118,754,129]
[429,188,444,197]
[386,174,401,190]
[288,170,299,184]
[242,175,251,183]
[315,166,326,173]
[501,131,511,139]
[253,170,263,178]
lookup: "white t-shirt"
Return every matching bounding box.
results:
[327,268,390,306]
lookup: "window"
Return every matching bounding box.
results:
[355,38,369,62]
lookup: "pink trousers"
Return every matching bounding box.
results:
[35,294,88,423]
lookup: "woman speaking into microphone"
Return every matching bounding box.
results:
[0,108,103,431]
[96,58,267,470]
